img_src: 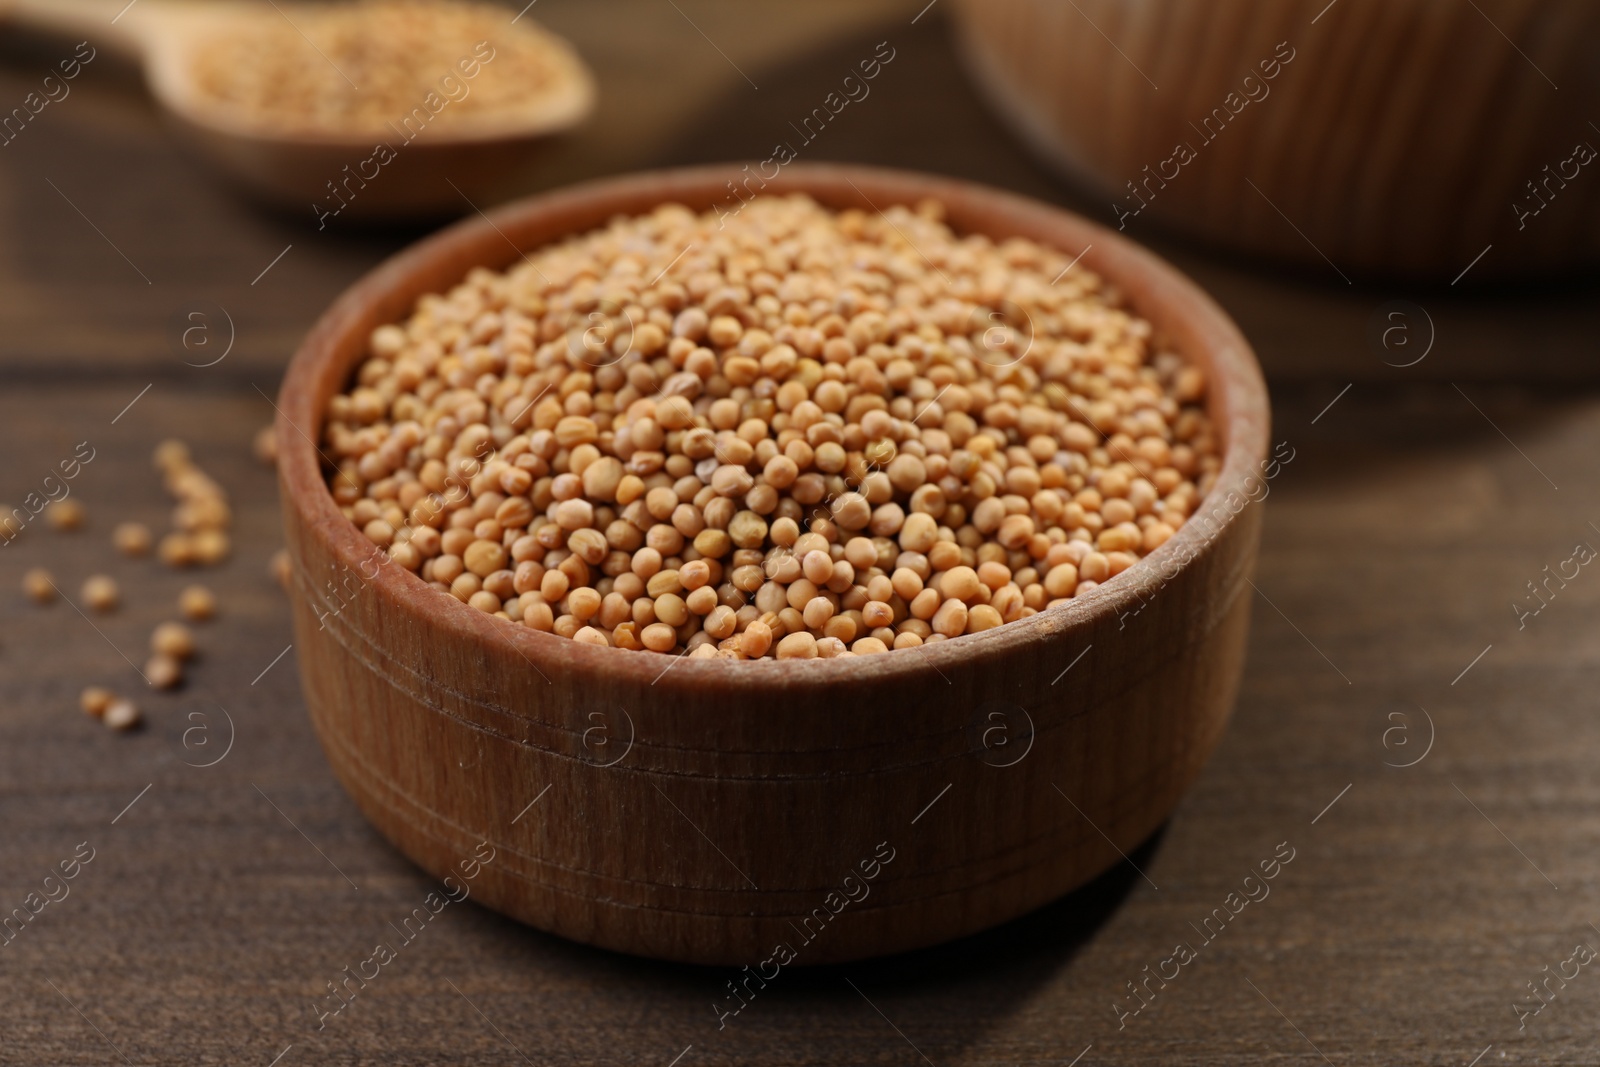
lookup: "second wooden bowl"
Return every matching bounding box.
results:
[276,163,1269,966]
[952,0,1600,280]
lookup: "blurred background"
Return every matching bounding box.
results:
[3,1,1599,1064]
[4,0,1595,386]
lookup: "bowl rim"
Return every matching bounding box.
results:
[277,161,1270,691]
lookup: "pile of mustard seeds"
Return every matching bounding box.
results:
[321,194,1220,659]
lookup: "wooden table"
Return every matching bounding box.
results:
[3,2,1597,1063]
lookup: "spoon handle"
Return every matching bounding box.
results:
[3,0,157,57]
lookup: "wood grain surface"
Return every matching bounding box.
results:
[2,1,1598,1063]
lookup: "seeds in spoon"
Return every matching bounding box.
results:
[186,0,589,138]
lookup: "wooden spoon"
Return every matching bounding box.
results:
[3,0,597,221]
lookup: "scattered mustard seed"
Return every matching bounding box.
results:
[79,686,114,718]
[47,499,85,531]
[191,528,231,565]
[22,567,55,604]
[179,584,217,621]
[253,424,278,466]
[82,574,119,613]
[156,441,231,568]
[151,621,196,661]
[159,533,197,567]
[103,698,141,731]
[153,439,191,471]
[145,653,183,690]
[270,549,292,589]
[113,521,153,557]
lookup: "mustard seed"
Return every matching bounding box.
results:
[161,533,197,567]
[463,539,507,577]
[801,596,836,631]
[82,575,119,613]
[179,585,217,621]
[153,439,190,471]
[104,698,141,731]
[568,586,602,622]
[741,619,773,658]
[641,622,677,653]
[941,566,982,604]
[968,605,1004,632]
[146,653,184,690]
[931,598,968,638]
[113,522,153,557]
[80,686,114,718]
[1044,563,1079,599]
[151,621,196,660]
[253,424,278,466]
[271,548,293,588]
[776,631,818,660]
[22,567,55,604]
[47,499,85,531]
[192,529,231,565]
[574,625,608,646]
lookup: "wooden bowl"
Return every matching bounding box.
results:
[276,163,1269,966]
[951,0,1600,281]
